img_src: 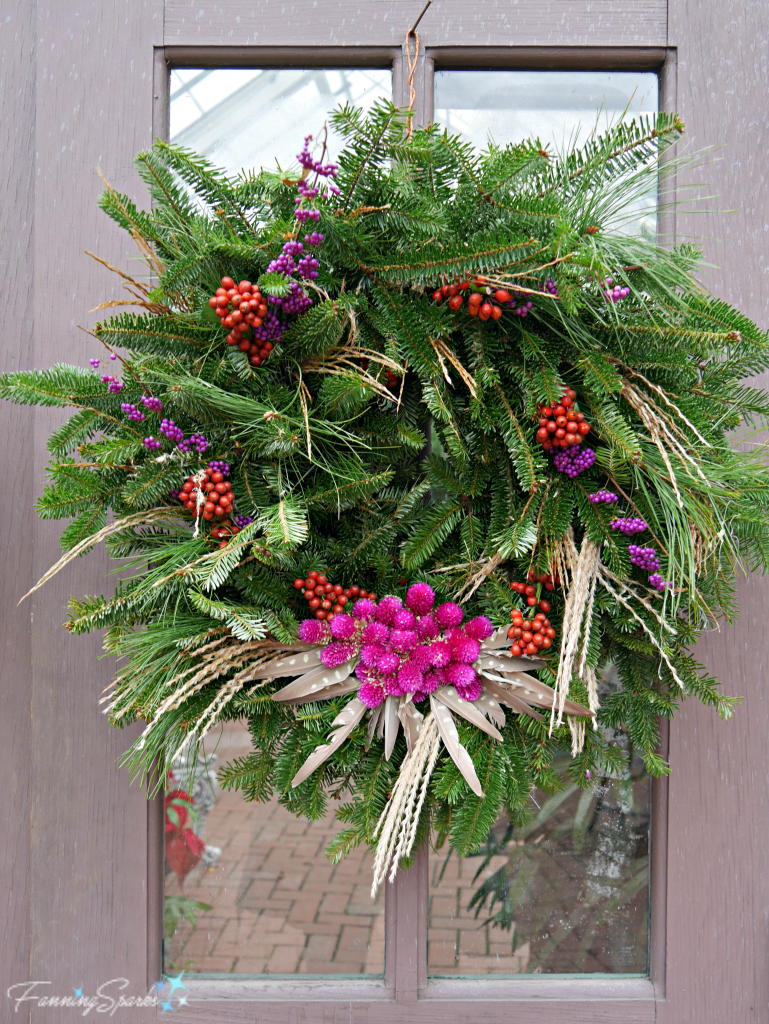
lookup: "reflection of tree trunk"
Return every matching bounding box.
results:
[524,858,649,973]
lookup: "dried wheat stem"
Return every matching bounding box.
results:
[371,714,439,898]
[551,535,601,731]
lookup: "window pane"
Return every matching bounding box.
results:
[427,746,650,975]
[164,721,384,976]
[170,67,392,176]
[434,70,659,236]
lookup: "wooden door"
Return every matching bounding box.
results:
[1,1,767,1021]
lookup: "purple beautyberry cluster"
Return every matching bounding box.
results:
[544,277,559,297]
[589,489,619,504]
[628,545,660,572]
[208,460,230,475]
[252,311,289,343]
[297,135,338,177]
[505,289,534,317]
[89,358,100,368]
[611,517,648,535]
[297,583,495,710]
[233,515,253,529]
[143,436,162,450]
[297,255,319,280]
[294,207,321,224]
[102,375,124,393]
[120,402,145,422]
[648,573,672,592]
[266,252,296,276]
[601,277,630,303]
[554,446,596,478]
[282,240,304,257]
[140,395,163,412]
[159,418,184,444]
[272,281,313,315]
[178,432,208,455]
[304,232,324,246]
[169,488,181,499]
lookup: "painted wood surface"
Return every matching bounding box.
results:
[0,0,35,1014]
[660,0,769,1021]
[164,0,667,48]
[2,0,769,1020]
[18,2,162,1020]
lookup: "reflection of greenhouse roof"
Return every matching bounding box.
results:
[170,68,392,176]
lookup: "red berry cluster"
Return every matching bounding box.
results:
[293,570,377,623]
[432,277,514,321]
[177,468,243,548]
[534,388,591,451]
[208,276,273,366]
[507,607,556,656]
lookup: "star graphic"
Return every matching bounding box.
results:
[165,972,187,995]
[177,995,189,1007]
[155,980,167,993]
[72,988,84,999]
[160,1000,176,1014]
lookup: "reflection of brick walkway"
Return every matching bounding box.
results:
[166,722,384,975]
[427,849,530,975]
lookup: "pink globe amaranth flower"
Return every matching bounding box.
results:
[358,681,385,709]
[353,598,377,620]
[455,678,483,702]
[355,663,380,684]
[377,650,400,675]
[421,668,445,694]
[412,691,427,703]
[392,608,416,630]
[405,582,435,616]
[390,628,418,653]
[382,674,401,696]
[375,595,402,625]
[321,641,356,668]
[435,601,464,629]
[362,621,389,645]
[445,663,478,689]
[330,613,356,640]
[360,642,385,667]
[430,640,452,668]
[410,644,433,672]
[397,662,423,694]
[416,615,439,641]
[464,615,494,642]
[298,619,329,644]
[449,634,481,664]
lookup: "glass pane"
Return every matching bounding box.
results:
[164,721,384,976]
[170,67,392,176]
[434,70,659,236]
[427,745,650,976]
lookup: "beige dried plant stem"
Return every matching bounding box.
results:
[371,712,439,898]
[551,534,602,731]
[19,507,182,604]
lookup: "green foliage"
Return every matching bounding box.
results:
[5,102,768,868]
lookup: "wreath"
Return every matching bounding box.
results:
[5,103,768,894]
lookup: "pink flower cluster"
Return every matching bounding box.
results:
[297,583,494,710]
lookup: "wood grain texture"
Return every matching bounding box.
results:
[164,0,667,48]
[26,1,162,1017]
[0,0,36,1017]
[660,0,769,1019]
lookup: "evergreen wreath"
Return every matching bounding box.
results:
[5,102,769,890]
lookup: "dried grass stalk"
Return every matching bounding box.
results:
[551,534,602,732]
[371,713,440,898]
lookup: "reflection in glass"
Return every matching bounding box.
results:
[170,68,392,176]
[164,721,384,976]
[427,743,649,975]
[434,70,659,236]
